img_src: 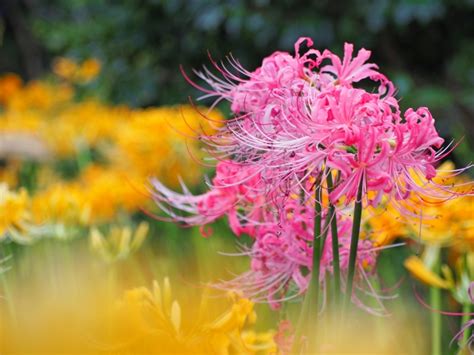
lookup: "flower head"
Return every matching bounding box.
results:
[0,183,33,243]
[100,278,275,354]
[189,38,466,214]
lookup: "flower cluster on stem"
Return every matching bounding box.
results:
[152,37,467,314]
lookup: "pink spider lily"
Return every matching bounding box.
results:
[189,38,467,215]
[151,37,470,314]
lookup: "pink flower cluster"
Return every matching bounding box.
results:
[152,38,458,310]
[152,160,380,310]
[196,38,449,210]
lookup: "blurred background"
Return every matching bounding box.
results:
[0,0,473,164]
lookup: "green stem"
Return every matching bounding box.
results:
[430,252,442,355]
[344,176,364,313]
[460,303,471,348]
[319,211,332,251]
[326,172,340,306]
[293,176,323,352]
[460,252,471,350]
[310,181,323,318]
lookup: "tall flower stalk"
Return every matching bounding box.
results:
[344,177,364,313]
[326,171,341,306]
[309,176,323,318]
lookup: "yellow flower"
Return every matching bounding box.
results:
[44,100,125,156]
[372,162,473,251]
[30,166,148,226]
[89,222,149,262]
[100,279,273,354]
[0,73,23,105]
[0,71,225,228]
[0,108,43,134]
[0,183,32,243]
[53,57,101,83]
[79,165,148,223]
[31,182,90,225]
[6,80,73,112]
[404,255,453,289]
[114,105,223,187]
[53,57,79,81]
[366,203,408,246]
[241,330,277,353]
[405,249,474,307]
[78,58,101,82]
[404,193,474,251]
